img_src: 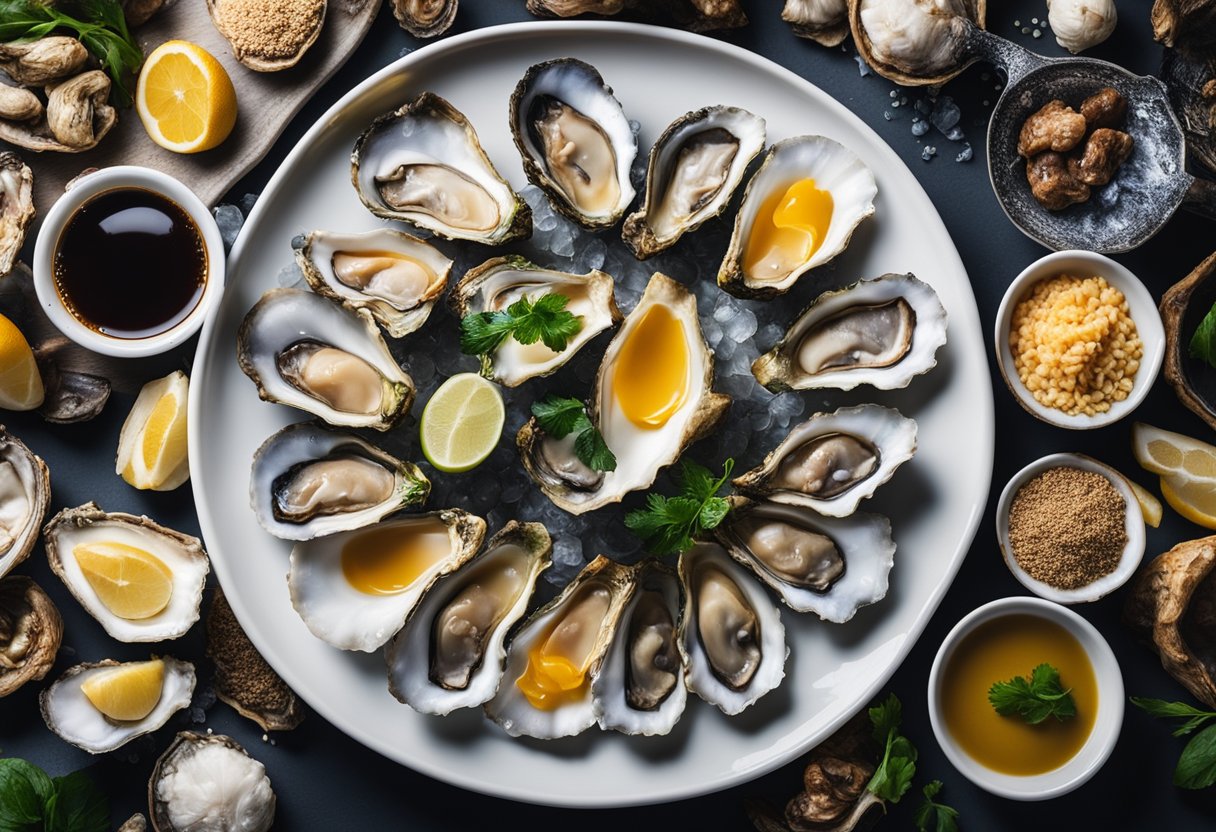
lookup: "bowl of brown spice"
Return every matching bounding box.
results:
[995,250,1164,429]
[996,452,1145,603]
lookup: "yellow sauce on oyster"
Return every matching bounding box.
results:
[516,584,612,710]
[743,178,833,283]
[340,518,452,596]
[613,303,690,428]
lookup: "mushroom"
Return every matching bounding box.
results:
[0,575,63,697]
[0,37,88,85]
[1160,249,1216,432]
[1124,535,1216,709]
[0,152,34,278]
[1047,0,1117,54]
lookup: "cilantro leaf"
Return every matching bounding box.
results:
[866,693,917,803]
[459,310,516,356]
[625,459,735,556]
[530,394,614,472]
[574,424,616,473]
[988,663,1076,725]
[1191,302,1216,370]
[1131,697,1216,737]
[44,772,108,832]
[460,292,582,356]
[913,780,960,832]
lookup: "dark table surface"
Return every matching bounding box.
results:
[4,1,1216,829]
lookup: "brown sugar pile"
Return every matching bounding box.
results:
[214,0,324,62]
[1007,466,1127,590]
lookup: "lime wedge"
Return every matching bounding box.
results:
[420,373,505,473]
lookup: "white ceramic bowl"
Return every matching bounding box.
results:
[32,166,225,358]
[996,452,1145,604]
[994,250,1164,429]
[928,596,1124,801]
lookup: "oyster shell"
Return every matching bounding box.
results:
[0,575,62,697]
[237,288,416,431]
[733,405,917,517]
[288,509,486,652]
[450,256,621,386]
[0,38,88,85]
[44,503,210,642]
[0,152,33,277]
[0,70,117,153]
[149,732,276,832]
[393,0,458,37]
[250,421,430,541]
[622,106,766,259]
[0,426,50,580]
[714,498,895,623]
[850,0,987,86]
[518,272,731,514]
[387,521,551,715]
[678,541,786,715]
[1162,250,1216,431]
[296,229,453,338]
[1153,0,1216,56]
[753,273,948,392]
[40,657,196,753]
[783,0,851,47]
[484,555,635,739]
[510,58,637,229]
[352,93,530,245]
[593,561,687,736]
[718,136,877,299]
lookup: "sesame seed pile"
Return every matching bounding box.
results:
[216,0,324,62]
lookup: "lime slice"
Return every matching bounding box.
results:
[420,373,505,473]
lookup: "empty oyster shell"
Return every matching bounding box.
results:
[0,152,33,277]
[622,105,766,259]
[714,498,895,623]
[678,541,786,715]
[237,288,416,431]
[783,0,851,46]
[734,405,916,517]
[510,58,638,229]
[387,521,551,715]
[0,38,88,85]
[753,273,948,392]
[849,0,987,86]
[352,93,531,245]
[206,0,325,72]
[0,70,118,153]
[296,229,453,338]
[250,421,430,541]
[593,561,687,736]
[484,555,635,739]
[1161,250,1216,431]
[40,657,196,753]
[393,0,458,36]
[718,136,877,299]
[149,732,276,832]
[0,575,62,697]
[450,256,621,387]
[0,427,50,580]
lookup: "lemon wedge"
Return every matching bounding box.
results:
[80,659,166,721]
[136,40,237,154]
[1132,423,1216,529]
[0,312,43,411]
[74,541,175,620]
[117,371,190,491]
[419,373,504,473]
[1127,479,1163,528]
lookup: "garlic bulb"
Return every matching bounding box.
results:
[1047,0,1117,54]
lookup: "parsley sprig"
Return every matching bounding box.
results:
[625,459,733,557]
[988,663,1077,725]
[0,0,143,107]
[913,780,959,832]
[0,757,109,832]
[460,292,582,357]
[531,395,615,473]
[1131,697,1216,789]
[866,693,917,803]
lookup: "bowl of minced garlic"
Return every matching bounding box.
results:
[995,250,1165,429]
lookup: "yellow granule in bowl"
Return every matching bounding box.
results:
[1009,273,1142,417]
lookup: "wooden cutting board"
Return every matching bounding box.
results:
[20,0,383,222]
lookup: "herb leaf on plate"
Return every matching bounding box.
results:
[530,394,615,473]
[460,292,582,356]
[866,692,917,803]
[1190,302,1216,370]
[625,459,733,556]
[988,663,1076,725]
[913,779,959,832]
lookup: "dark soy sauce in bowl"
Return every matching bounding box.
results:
[53,187,208,340]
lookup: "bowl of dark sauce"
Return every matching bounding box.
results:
[33,166,224,357]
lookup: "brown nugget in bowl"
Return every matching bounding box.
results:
[1027,152,1090,211]
[1069,128,1135,186]
[1018,99,1088,157]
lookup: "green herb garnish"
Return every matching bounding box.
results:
[531,395,615,473]
[624,458,733,557]
[866,692,917,803]
[0,758,109,832]
[0,0,143,108]
[460,292,582,357]
[1131,697,1216,789]
[913,779,959,832]
[1191,302,1216,370]
[988,663,1077,725]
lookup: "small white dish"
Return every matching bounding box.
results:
[32,166,224,358]
[928,596,1124,801]
[994,249,1164,429]
[996,452,1145,604]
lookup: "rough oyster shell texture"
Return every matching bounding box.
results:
[850,0,987,86]
[1161,249,1216,431]
[0,575,62,697]
[0,153,33,278]
[783,0,851,47]
[149,732,276,832]
[0,426,50,580]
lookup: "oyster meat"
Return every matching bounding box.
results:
[484,555,635,739]
[678,542,786,715]
[753,273,948,392]
[510,58,637,229]
[622,106,766,259]
[0,575,62,697]
[0,152,33,277]
[289,509,486,652]
[0,427,50,580]
[250,421,430,541]
[296,229,453,338]
[718,136,877,299]
[237,288,416,431]
[733,404,917,516]
[150,733,276,832]
[851,0,987,86]
[518,272,731,514]
[352,93,530,245]
[388,521,551,715]
[714,498,895,622]
[451,256,621,386]
[783,0,851,46]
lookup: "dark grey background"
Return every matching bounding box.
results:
[3,1,1216,829]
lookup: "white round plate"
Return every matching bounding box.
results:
[190,22,994,808]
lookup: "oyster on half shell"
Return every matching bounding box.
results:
[0,427,50,580]
[753,273,947,392]
[352,93,531,245]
